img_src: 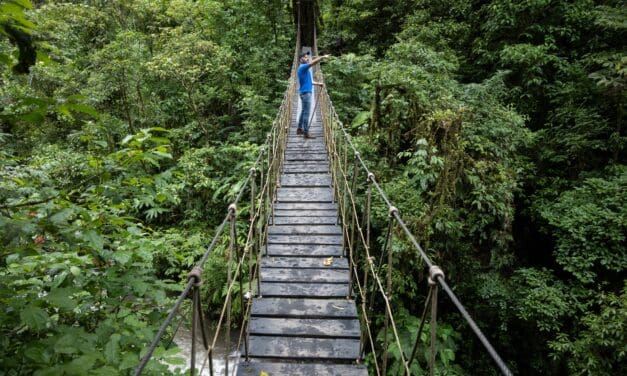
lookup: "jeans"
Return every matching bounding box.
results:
[298,92,312,133]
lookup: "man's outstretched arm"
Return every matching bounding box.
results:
[307,54,330,67]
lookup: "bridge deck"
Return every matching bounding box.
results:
[237,91,367,375]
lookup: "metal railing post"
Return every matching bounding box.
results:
[226,204,237,376]
[429,266,444,376]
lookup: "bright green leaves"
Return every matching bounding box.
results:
[513,268,575,333]
[375,308,463,375]
[104,334,121,364]
[548,286,627,376]
[20,306,49,331]
[538,166,627,284]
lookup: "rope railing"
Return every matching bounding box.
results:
[136,18,512,375]
[133,30,300,376]
[314,61,513,376]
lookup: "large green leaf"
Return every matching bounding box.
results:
[19,306,49,331]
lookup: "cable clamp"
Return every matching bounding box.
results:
[389,206,399,217]
[428,265,444,285]
[228,203,237,219]
[188,267,203,287]
[249,167,256,176]
[367,172,375,183]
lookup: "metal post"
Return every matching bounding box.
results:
[226,204,237,376]
[408,286,434,369]
[187,267,202,376]
[208,348,214,376]
[381,207,397,376]
[428,266,443,376]
[190,287,198,376]
[347,154,359,298]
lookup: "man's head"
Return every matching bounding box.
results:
[299,52,310,63]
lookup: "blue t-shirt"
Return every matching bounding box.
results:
[297,63,313,94]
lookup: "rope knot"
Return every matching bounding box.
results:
[428,265,445,286]
[187,267,203,287]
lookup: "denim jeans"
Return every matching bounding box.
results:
[298,92,312,133]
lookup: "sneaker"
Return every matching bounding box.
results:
[304,132,316,139]
[296,128,304,135]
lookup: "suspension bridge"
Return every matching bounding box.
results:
[133,19,513,376]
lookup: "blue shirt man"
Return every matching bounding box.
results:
[296,52,329,138]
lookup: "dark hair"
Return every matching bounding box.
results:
[299,52,310,59]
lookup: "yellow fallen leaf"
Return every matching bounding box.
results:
[323,257,333,266]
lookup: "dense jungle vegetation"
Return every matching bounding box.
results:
[0,0,624,375]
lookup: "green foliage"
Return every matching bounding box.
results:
[549,285,627,376]
[1,0,293,374]
[322,0,624,374]
[538,165,626,284]
[374,308,463,375]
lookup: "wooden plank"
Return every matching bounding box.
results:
[287,141,326,148]
[285,143,326,150]
[274,202,336,210]
[266,244,343,257]
[237,361,368,376]
[276,188,334,202]
[261,257,348,269]
[274,209,337,216]
[285,153,327,161]
[261,282,350,298]
[283,165,329,174]
[281,174,332,187]
[288,135,325,140]
[274,202,337,210]
[247,336,360,360]
[261,268,349,283]
[283,160,328,165]
[268,225,342,235]
[251,298,357,318]
[271,216,338,225]
[249,317,360,338]
[267,234,343,245]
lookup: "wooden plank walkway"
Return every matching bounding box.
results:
[237,90,367,375]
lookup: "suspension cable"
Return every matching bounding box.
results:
[318,68,513,376]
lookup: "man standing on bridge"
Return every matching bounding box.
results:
[297,52,329,139]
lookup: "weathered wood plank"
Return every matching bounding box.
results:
[271,216,338,225]
[261,282,350,298]
[267,234,343,245]
[283,165,329,174]
[283,159,328,165]
[285,153,327,161]
[249,317,360,338]
[287,141,326,148]
[268,225,342,235]
[266,244,343,257]
[281,174,332,187]
[236,361,368,376]
[247,336,360,360]
[261,257,348,269]
[251,298,357,318]
[274,202,336,210]
[261,268,349,283]
[276,188,334,202]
